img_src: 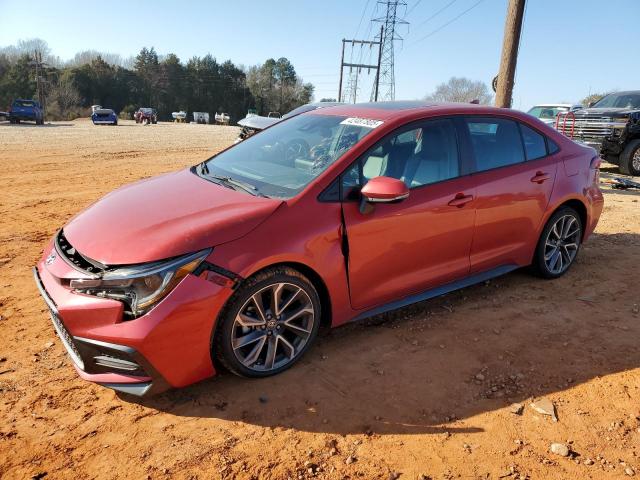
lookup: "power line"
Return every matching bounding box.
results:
[354,0,372,39]
[409,0,484,45]
[413,0,458,29]
[405,0,423,16]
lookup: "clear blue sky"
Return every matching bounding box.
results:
[1,0,637,110]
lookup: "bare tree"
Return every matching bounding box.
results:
[425,77,493,105]
[47,77,81,119]
[68,50,126,67]
[581,92,610,107]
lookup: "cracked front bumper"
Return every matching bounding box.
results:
[33,244,236,396]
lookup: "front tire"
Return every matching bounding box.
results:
[213,267,321,378]
[618,139,640,176]
[532,207,582,279]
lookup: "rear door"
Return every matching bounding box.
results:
[462,117,558,273]
[341,118,476,310]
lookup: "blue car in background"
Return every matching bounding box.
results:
[9,99,44,125]
[91,108,118,126]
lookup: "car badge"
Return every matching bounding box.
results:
[45,251,57,265]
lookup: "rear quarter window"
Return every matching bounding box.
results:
[519,124,547,160]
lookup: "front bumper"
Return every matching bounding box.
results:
[33,244,236,396]
[92,119,117,124]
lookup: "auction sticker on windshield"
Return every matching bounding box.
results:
[340,117,384,129]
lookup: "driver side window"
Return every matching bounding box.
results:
[341,119,460,198]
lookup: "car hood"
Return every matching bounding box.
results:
[575,107,640,118]
[63,168,283,265]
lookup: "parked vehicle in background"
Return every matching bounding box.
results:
[91,108,118,126]
[527,104,582,125]
[9,99,44,125]
[193,112,209,124]
[33,101,603,396]
[215,112,230,125]
[555,91,640,175]
[235,102,344,143]
[135,108,158,124]
[172,111,187,122]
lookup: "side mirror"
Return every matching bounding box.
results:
[587,101,595,108]
[359,176,409,214]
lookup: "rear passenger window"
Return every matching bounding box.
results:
[519,124,547,160]
[466,118,525,171]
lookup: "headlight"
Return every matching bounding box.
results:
[70,249,210,318]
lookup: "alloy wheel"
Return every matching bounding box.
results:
[544,214,581,275]
[632,148,640,172]
[231,282,315,372]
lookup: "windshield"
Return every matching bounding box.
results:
[593,93,640,109]
[527,106,568,119]
[201,114,378,198]
[14,100,36,107]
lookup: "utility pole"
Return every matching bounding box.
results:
[32,50,47,115]
[372,25,384,102]
[337,34,383,103]
[495,0,526,108]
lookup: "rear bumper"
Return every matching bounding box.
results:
[9,113,39,121]
[33,243,236,396]
[584,186,604,241]
[92,119,117,124]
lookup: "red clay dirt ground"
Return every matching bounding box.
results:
[0,119,639,479]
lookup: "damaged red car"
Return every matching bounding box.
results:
[34,102,603,396]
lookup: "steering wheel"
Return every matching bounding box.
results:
[285,138,310,163]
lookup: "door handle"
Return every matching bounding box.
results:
[531,171,550,184]
[448,193,474,208]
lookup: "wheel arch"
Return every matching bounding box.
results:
[532,197,588,266]
[231,260,333,330]
[556,198,588,239]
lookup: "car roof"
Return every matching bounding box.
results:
[602,90,640,96]
[311,100,525,121]
[530,103,576,107]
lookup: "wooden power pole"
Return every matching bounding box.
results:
[495,0,526,108]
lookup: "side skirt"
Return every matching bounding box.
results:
[352,264,519,322]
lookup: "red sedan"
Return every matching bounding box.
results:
[34,102,603,396]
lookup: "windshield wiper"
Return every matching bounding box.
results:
[197,163,267,197]
[211,174,266,197]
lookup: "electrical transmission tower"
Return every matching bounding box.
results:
[372,0,408,101]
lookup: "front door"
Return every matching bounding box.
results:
[341,118,476,310]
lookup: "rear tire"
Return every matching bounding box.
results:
[532,207,582,279]
[618,139,640,176]
[213,267,321,378]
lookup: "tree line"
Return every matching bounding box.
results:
[0,39,314,122]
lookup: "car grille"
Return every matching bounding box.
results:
[33,266,86,370]
[556,116,614,139]
[56,230,106,274]
[50,312,85,370]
